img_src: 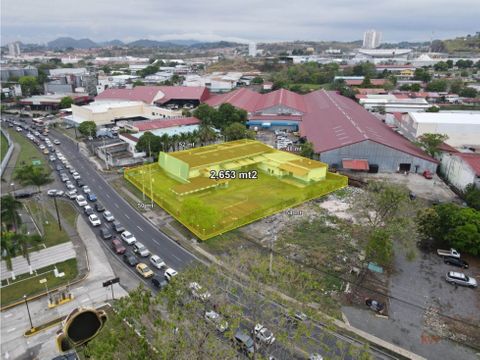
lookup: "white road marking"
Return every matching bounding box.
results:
[105,194,110,198]
[81,298,89,303]
[172,255,182,263]
[125,214,130,219]
[76,286,84,291]
[4,313,13,319]
[114,203,120,208]
[137,226,144,232]
[7,328,16,333]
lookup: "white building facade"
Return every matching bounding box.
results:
[363,30,382,49]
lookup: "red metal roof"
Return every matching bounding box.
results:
[205,88,260,112]
[254,88,306,113]
[345,79,386,86]
[457,153,480,175]
[133,117,200,131]
[95,86,210,104]
[438,142,459,153]
[120,133,139,143]
[300,90,437,163]
[342,159,370,170]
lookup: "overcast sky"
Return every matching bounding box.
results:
[1,0,479,45]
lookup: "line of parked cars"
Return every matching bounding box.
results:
[437,248,477,288]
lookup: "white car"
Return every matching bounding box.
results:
[53,139,60,145]
[205,311,229,333]
[164,268,178,282]
[133,242,150,257]
[69,168,77,174]
[76,195,88,207]
[56,190,65,197]
[47,189,59,196]
[150,255,166,269]
[72,172,81,180]
[253,324,276,345]
[39,144,46,150]
[66,190,78,199]
[189,282,211,301]
[88,214,101,226]
[103,211,115,222]
[120,231,136,245]
[82,186,91,194]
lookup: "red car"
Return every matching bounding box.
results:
[423,170,433,179]
[111,238,126,254]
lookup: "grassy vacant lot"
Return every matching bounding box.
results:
[7,129,49,171]
[0,259,78,307]
[25,200,71,248]
[125,163,347,240]
[1,132,9,162]
[49,199,78,228]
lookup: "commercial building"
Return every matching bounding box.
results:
[8,42,21,57]
[439,152,480,190]
[0,66,38,81]
[363,30,382,49]
[249,42,257,57]
[183,72,243,93]
[356,94,431,113]
[399,112,480,147]
[19,93,91,111]
[206,88,438,173]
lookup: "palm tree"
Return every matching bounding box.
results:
[14,164,53,193]
[170,134,180,151]
[189,130,199,148]
[179,133,189,150]
[198,125,217,146]
[0,229,43,269]
[1,195,23,232]
[15,232,43,265]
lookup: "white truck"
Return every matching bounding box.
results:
[437,248,460,258]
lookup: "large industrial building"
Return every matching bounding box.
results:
[206,88,438,173]
[398,112,480,147]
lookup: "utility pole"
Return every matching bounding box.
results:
[53,196,62,231]
[23,295,34,330]
[148,140,153,208]
[269,235,276,276]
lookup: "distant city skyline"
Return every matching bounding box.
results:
[1,0,479,46]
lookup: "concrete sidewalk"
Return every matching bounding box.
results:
[0,216,128,360]
[1,242,76,281]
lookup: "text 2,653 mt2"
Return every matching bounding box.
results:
[209,170,258,180]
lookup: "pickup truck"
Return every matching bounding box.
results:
[437,248,460,258]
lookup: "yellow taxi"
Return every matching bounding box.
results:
[136,263,154,278]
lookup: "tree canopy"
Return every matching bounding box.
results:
[19,76,40,96]
[193,103,247,130]
[222,122,254,141]
[78,121,97,137]
[415,133,448,157]
[135,131,163,158]
[59,96,74,109]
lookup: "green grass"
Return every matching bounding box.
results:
[1,132,9,162]
[49,199,78,228]
[1,258,78,307]
[6,129,49,171]
[288,83,327,93]
[25,200,71,248]
[125,163,347,240]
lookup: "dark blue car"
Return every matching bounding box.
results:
[87,193,97,202]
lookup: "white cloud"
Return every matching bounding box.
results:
[1,0,479,44]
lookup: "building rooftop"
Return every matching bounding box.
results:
[133,117,200,131]
[457,153,480,176]
[409,112,480,125]
[81,101,144,113]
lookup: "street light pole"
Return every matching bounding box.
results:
[23,295,34,330]
[53,196,62,231]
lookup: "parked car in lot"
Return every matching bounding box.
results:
[56,164,64,172]
[123,253,138,266]
[69,168,77,174]
[205,311,228,333]
[82,186,91,194]
[72,172,81,180]
[437,248,461,258]
[84,205,95,216]
[253,324,275,345]
[423,170,433,179]
[234,329,256,355]
[88,214,101,227]
[87,193,97,202]
[48,189,59,197]
[111,238,126,254]
[136,263,154,278]
[103,211,115,222]
[164,268,178,282]
[445,271,477,288]
[151,276,168,290]
[95,203,105,212]
[111,221,125,233]
[56,190,65,197]
[53,139,60,145]
[76,179,85,188]
[444,256,469,269]
[65,181,75,191]
[120,230,136,245]
[76,195,87,207]
[100,227,112,240]
[133,242,149,257]
[149,255,166,269]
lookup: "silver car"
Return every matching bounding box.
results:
[445,271,477,288]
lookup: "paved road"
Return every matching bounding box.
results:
[50,128,198,273]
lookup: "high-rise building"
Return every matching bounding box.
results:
[362,30,382,49]
[8,42,21,57]
[248,42,257,57]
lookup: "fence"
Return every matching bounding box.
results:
[0,128,14,177]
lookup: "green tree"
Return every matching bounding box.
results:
[1,195,23,231]
[14,164,53,194]
[223,122,249,141]
[446,60,454,68]
[366,229,393,267]
[299,141,314,159]
[59,96,74,109]
[463,184,480,210]
[426,79,448,92]
[132,80,145,87]
[193,104,216,126]
[251,76,264,84]
[459,87,478,98]
[410,83,421,92]
[425,106,440,112]
[135,132,163,158]
[415,133,448,157]
[78,121,97,137]
[414,68,431,82]
[19,76,40,96]
[449,79,463,94]
[360,75,372,88]
[198,124,217,146]
[434,61,449,71]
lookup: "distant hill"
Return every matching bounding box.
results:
[442,33,480,53]
[189,41,240,49]
[47,37,98,49]
[99,39,125,47]
[127,39,182,48]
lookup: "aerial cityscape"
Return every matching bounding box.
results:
[1,1,480,360]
